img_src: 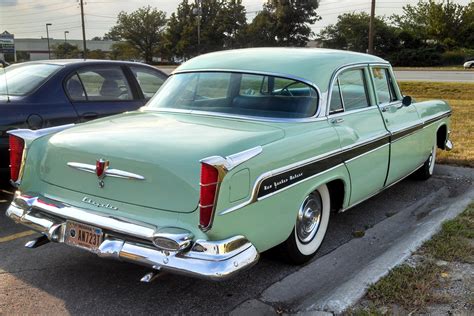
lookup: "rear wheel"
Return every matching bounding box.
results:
[414,138,437,180]
[281,184,330,264]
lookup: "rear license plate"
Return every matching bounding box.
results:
[65,221,103,252]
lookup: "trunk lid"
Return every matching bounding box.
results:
[40,111,284,213]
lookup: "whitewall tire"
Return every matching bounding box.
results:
[282,184,331,264]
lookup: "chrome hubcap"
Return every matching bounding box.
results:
[296,193,322,244]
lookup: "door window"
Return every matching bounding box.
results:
[337,69,370,111]
[76,67,132,101]
[371,67,398,104]
[65,74,86,101]
[130,66,165,100]
[329,78,344,113]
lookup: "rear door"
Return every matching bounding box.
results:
[369,66,425,185]
[65,65,143,122]
[328,66,390,205]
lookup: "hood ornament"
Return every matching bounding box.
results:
[67,161,145,189]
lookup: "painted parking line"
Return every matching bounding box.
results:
[0,230,36,243]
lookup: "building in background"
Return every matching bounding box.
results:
[0,31,117,62]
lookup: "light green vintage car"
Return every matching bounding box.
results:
[6,48,453,281]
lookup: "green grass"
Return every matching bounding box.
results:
[352,203,474,313]
[422,203,474,263]
[366,262,444,311]
[399,81,474,167]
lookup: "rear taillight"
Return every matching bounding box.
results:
[199,163,219,229]
[9,135,25,182]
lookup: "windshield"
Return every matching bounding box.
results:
[145,72,319,119]
[0,63,61,96]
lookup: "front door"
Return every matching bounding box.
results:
[369,66,425,185]
[328,67,390,205]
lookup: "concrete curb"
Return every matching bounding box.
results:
[231,166,474,315]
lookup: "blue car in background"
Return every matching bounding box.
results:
[0,59,167,174]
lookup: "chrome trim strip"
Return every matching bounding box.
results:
[200,146,263,172]
[7,124,75,142]
[219,132,390,215]
[345,143,389,163]
[67,162,145,180]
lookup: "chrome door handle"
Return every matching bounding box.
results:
[380,106,389,112]
[330,118,344,124]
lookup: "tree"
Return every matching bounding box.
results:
[246,0,320,47]
[162,0,247,60]
[392,0,472,49]
[107,6,167,63]
[52,42,81,59]
[318,13,400,57]
[88,49,107,59]
[109,42,141,60]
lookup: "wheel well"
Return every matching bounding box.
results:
[436,125,447,149]
[326,179,345,212]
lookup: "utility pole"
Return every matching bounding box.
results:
[193,0,202,55]
[368,0,376,55]
[79,0,87,59]
[46,23,52,59]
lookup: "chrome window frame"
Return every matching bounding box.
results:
[367,64,403,108]
[326,62,391,117]
[143,69,323,123]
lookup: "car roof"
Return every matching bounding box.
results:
[175,48,388,91]
[16,59,158,68]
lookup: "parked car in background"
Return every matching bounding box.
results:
[6,48,453,281]
[463,60,474,68]
[0,60,167,174]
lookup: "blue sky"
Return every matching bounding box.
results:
[0,0,471,40]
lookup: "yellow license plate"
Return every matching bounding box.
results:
[65,221,103,252]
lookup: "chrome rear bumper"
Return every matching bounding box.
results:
[6,192,259,281]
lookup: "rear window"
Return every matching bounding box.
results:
[147,72,319,119]
[0,63,61,96]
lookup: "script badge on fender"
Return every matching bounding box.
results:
[96,159,110,188]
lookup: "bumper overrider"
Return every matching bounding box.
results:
[6,192,259,281]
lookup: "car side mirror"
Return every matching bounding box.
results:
[402,95,412,107]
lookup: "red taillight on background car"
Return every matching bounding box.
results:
[199,163,219,229]
[9,135,25,182]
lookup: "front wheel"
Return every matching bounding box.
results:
[281,184,330,264]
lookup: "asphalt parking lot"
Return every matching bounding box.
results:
[0,165,472,314]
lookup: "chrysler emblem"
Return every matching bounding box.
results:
[96,159,109,188]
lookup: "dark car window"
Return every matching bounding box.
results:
[65,74,86,101]
[329,78,344,113]
[371,67,398,104]
[0,63,61,96]
[76,67,132,101]
[337,69,370,111]
[130,66,165,100]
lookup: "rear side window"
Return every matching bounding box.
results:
[130,66,165,100]
[337,69,370,111]
[371,67,398,104]
[65,74,86,101]
[75,67,132,101]
[0,63,61,96]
